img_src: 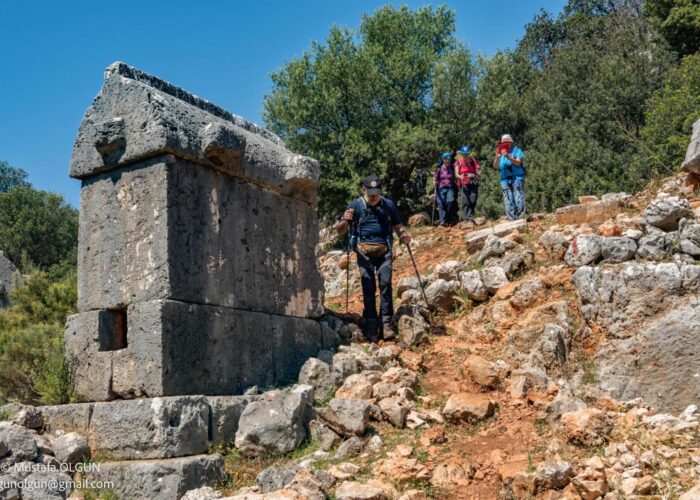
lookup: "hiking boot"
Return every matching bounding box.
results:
[363,319,381,343]
[382,324,396,341]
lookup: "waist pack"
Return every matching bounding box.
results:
[358,242,388,258]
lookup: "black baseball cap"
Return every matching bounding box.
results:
[363,175,382,195]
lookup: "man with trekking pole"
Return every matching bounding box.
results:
[335,175,411,342]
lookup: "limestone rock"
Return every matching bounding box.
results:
[309,420,340,451]
[509,278,546,310]
[430,460,476,487]
[465,356,499,389]
[636,233,668,260]
[442,393,496,423]
[335,374,374,400]
[299,358,341,403]
[435,260,463,281]
[397,314,428,346]
[408,212,431,227]
[330,462,361,480]
[378,397,409,428]
[480,266,509,293]
[478,235,516,263]
[373,457,429,485]
[601,237,637,262]
[680,483,700,500]
[335,481,387,500]
[335,436,364,460]
[465,220,527,252]
[459,270,489,301]
[561,409,613,446]
[257,465,302,493]
[332,353,360,380]
[679,218,700,256]
[181,486,223,500]
[84,454,225,500]
[564,234,602,267]
[397,276,420,297]
[316,398,370,437]
[540,230,571,260]
[644,195,693,231]
[424,279,459,311]
[235,386,313,456]
[572,456,608,500]
[53,432,90,465]
[380,367,418,390]
[532,461,574,491]
[21,470,73,499]
[0,423,37,464]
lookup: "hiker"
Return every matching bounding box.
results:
[454,146,480,222]
[493,134,526,220]
[335,175,411,342]
[433,152,457,226]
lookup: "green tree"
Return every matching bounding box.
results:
[0,269,77,404]
[0,187,78,270]
[644,0,700,57]
[637,53,700,174]
[0,160,30,193]
[264,5,472,215]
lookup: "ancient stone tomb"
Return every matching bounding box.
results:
[66,62,330,401]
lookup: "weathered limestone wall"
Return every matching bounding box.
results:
[66,62,330,401]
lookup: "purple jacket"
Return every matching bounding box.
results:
[434,164,454,189]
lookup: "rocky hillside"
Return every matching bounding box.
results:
[1,156,699,500]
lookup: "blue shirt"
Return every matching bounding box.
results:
[498,146,525,180]
[348,197,401,245]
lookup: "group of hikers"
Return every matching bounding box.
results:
[336,134,527,342]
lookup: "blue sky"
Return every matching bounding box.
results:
[0,0,567,207]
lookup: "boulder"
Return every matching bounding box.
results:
[207,395,256,446]
[378,397,409,428]
[0,404,43,430]
[21,470,73,499]
[424,279,459,311]
[442,393,496,423]
[0,423,37,464]
[397,276,420,297]
[335,481,387,500]
[316,398,370,437]
[636,233,668,261]
[509,278,546,309]
[84,454,225,500]
[332,353,360,380]
[480,266,509,293]
[478,235,516,263]
[601,237,637,262]
[561,409,613,446]
[408,212,431,227]
[434,260,463,281]
[644,195,693,231]
[380,367,418,390]
[572,456,608,500]
[679,218,700,256]
[298,358,341,403]
[256,464,302,493]
[53,432,91,465]
[465,220,528,251]
[335,436,364,460]
[539,230,571,260]
[235,386,314,456]
[335,374,374,400]
[397,315,427,346]
[459,270,489,302]
[682,119,700,174]
[465,356,499,389]
[532,461,574,492]
[564,234,602,267]
[430,460,476,487]
[309,420,341,451]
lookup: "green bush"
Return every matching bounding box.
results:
[0,268,77,404]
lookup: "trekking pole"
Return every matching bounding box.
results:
[403,240,429,309]
[345,222,353,314]
[431,193,437,226]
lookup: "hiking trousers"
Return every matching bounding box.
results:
[501,177,525,220]
[436,186,456,224]
[356,249,394,326]
[460,183,479,221]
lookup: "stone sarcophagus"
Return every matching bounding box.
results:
[66,62,329,401]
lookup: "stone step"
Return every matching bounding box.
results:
[81,453,224,500]
[38,395,255,460]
